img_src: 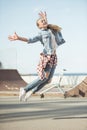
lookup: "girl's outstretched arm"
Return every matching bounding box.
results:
[8,32,28,42]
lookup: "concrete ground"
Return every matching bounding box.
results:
[0,96,87,130]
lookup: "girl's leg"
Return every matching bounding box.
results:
[24,78,46,92]
[19,63,56,101]
[23,77,49,101]
[23,65,55,101]
[24,64,56,93]
[19,77,47,101]
[19,64,51,101]
[33,65,56,93]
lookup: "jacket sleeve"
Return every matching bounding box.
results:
[28,33,42,43]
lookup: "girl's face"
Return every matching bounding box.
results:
[37,18,48,29]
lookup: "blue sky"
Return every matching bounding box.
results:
[0,0,87,74]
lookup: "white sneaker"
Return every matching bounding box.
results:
[19,87,26,101]
[24,90,33,102]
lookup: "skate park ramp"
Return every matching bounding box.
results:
[0,69,27,91]
[64,77,87,97]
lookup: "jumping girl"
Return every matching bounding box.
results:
[8,11,65,101]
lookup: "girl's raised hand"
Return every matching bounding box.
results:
[39,11,47,21]
[39,11,47,18]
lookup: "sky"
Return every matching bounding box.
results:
[0,0,87,74]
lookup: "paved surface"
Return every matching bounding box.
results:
[0,96,87,130]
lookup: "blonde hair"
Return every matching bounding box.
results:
[36,18,62,32]
[36,18,41,28]
[47,24,62,32]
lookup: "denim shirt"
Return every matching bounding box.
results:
[28,29,65,55]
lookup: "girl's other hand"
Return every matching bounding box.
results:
[8,32,19,41]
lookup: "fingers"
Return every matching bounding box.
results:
[44,11,47,17]
[14,32,17,36]
[8,35,14,41]
[39,11,45,17]
[38,11,47,18]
